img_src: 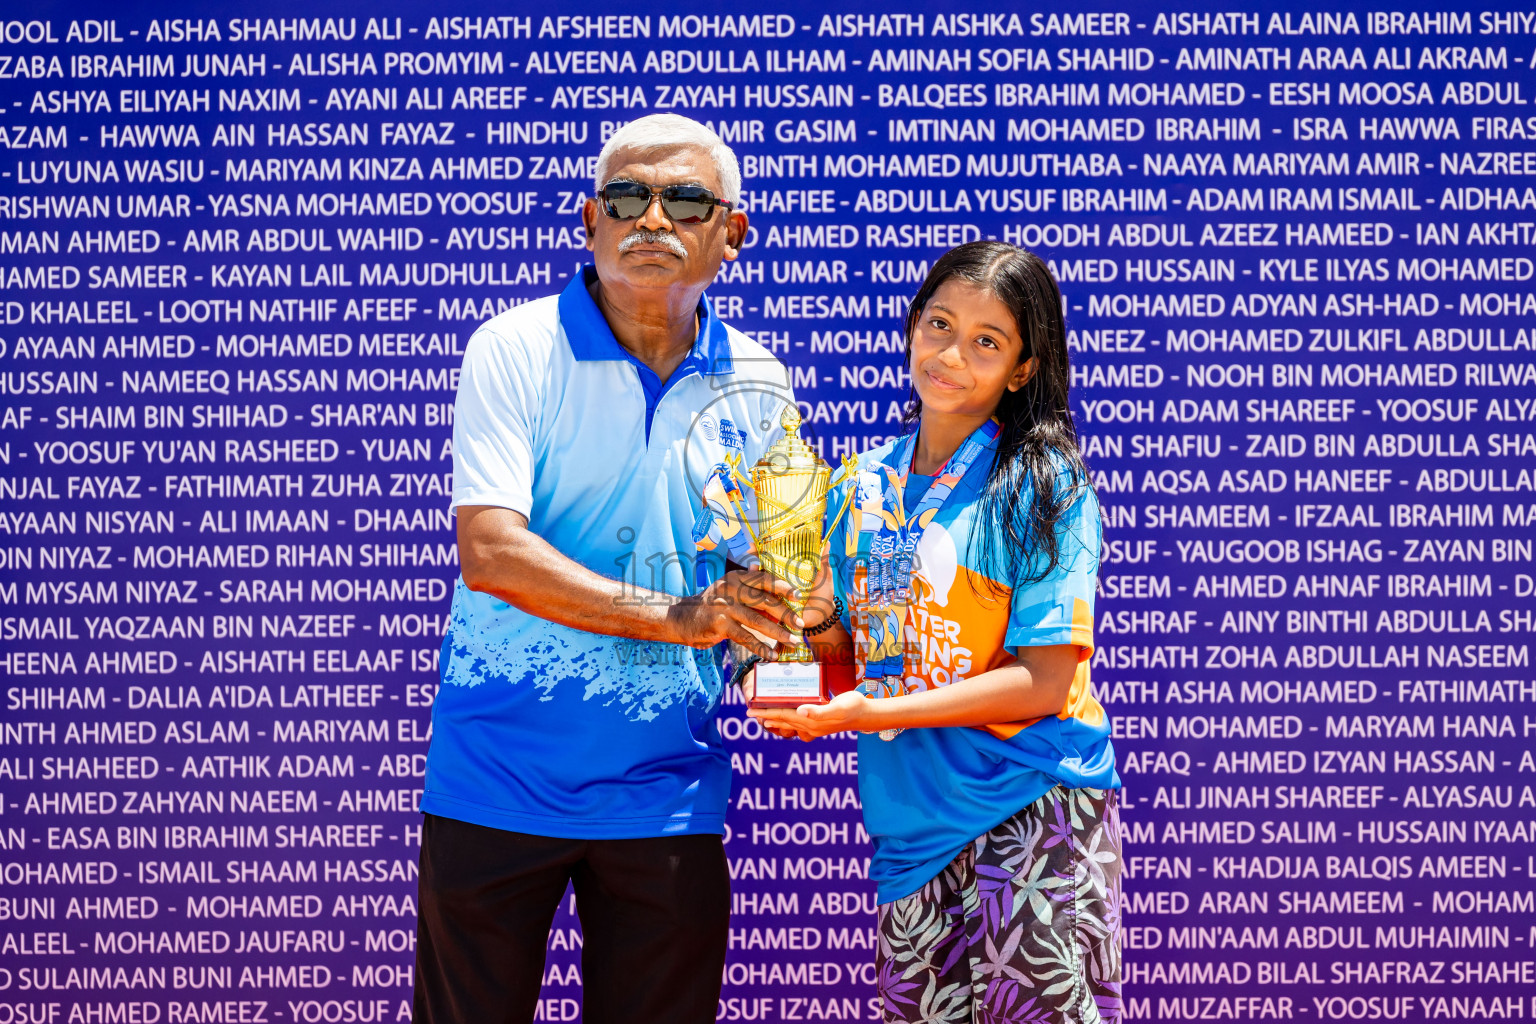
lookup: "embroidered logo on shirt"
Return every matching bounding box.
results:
[716,417,745,450]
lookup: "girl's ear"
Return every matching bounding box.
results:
[1008,357,1038,393]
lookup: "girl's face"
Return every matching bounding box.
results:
[909,279,1037,419]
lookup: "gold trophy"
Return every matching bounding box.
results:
[726,405,857,708]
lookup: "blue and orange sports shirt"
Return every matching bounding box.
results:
[828,433,1118,903]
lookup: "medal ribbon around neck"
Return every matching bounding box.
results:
[857,417,1002,724]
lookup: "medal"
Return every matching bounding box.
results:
[851,418,1002,740]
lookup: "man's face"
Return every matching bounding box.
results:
[582,145,747,298]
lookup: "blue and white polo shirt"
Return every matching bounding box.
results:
[422,266,794,838]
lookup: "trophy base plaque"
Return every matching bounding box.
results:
[749,661,827,708]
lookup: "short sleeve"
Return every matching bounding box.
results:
[1004,483,1101,655]
[451,327,542,517]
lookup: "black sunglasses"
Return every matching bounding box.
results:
[599,180,734,224]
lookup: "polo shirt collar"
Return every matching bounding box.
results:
[558,266,734,375]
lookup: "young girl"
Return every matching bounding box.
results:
[750,241,1121,1024]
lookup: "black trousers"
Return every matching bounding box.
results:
[414,814,730,1024]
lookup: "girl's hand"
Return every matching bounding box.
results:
[748,690,870,740]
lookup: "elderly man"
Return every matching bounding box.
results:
[414,114,799,1024]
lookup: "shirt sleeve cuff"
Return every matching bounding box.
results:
[1004,623,1092,652]
[451,490,532,519]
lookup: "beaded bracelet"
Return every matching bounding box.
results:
[801,596,844,636]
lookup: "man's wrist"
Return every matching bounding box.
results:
[653,591,697,647]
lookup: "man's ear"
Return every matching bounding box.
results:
[581,197,599,251]
[1008,357,1038,392]
[721,210,749,261]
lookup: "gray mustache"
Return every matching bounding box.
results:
[618,229,688,258]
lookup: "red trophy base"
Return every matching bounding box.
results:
[749,661,827,709]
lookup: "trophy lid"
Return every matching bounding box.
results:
[755,404,823,472]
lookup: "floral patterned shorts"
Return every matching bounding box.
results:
[876,787,1123,1024]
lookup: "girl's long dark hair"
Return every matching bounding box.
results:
[901,240,1095,592]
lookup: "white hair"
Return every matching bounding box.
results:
[593,114,741,205]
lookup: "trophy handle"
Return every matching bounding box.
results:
[829,452,860,488]
[821,453,860,546]
[723,452,761,551]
